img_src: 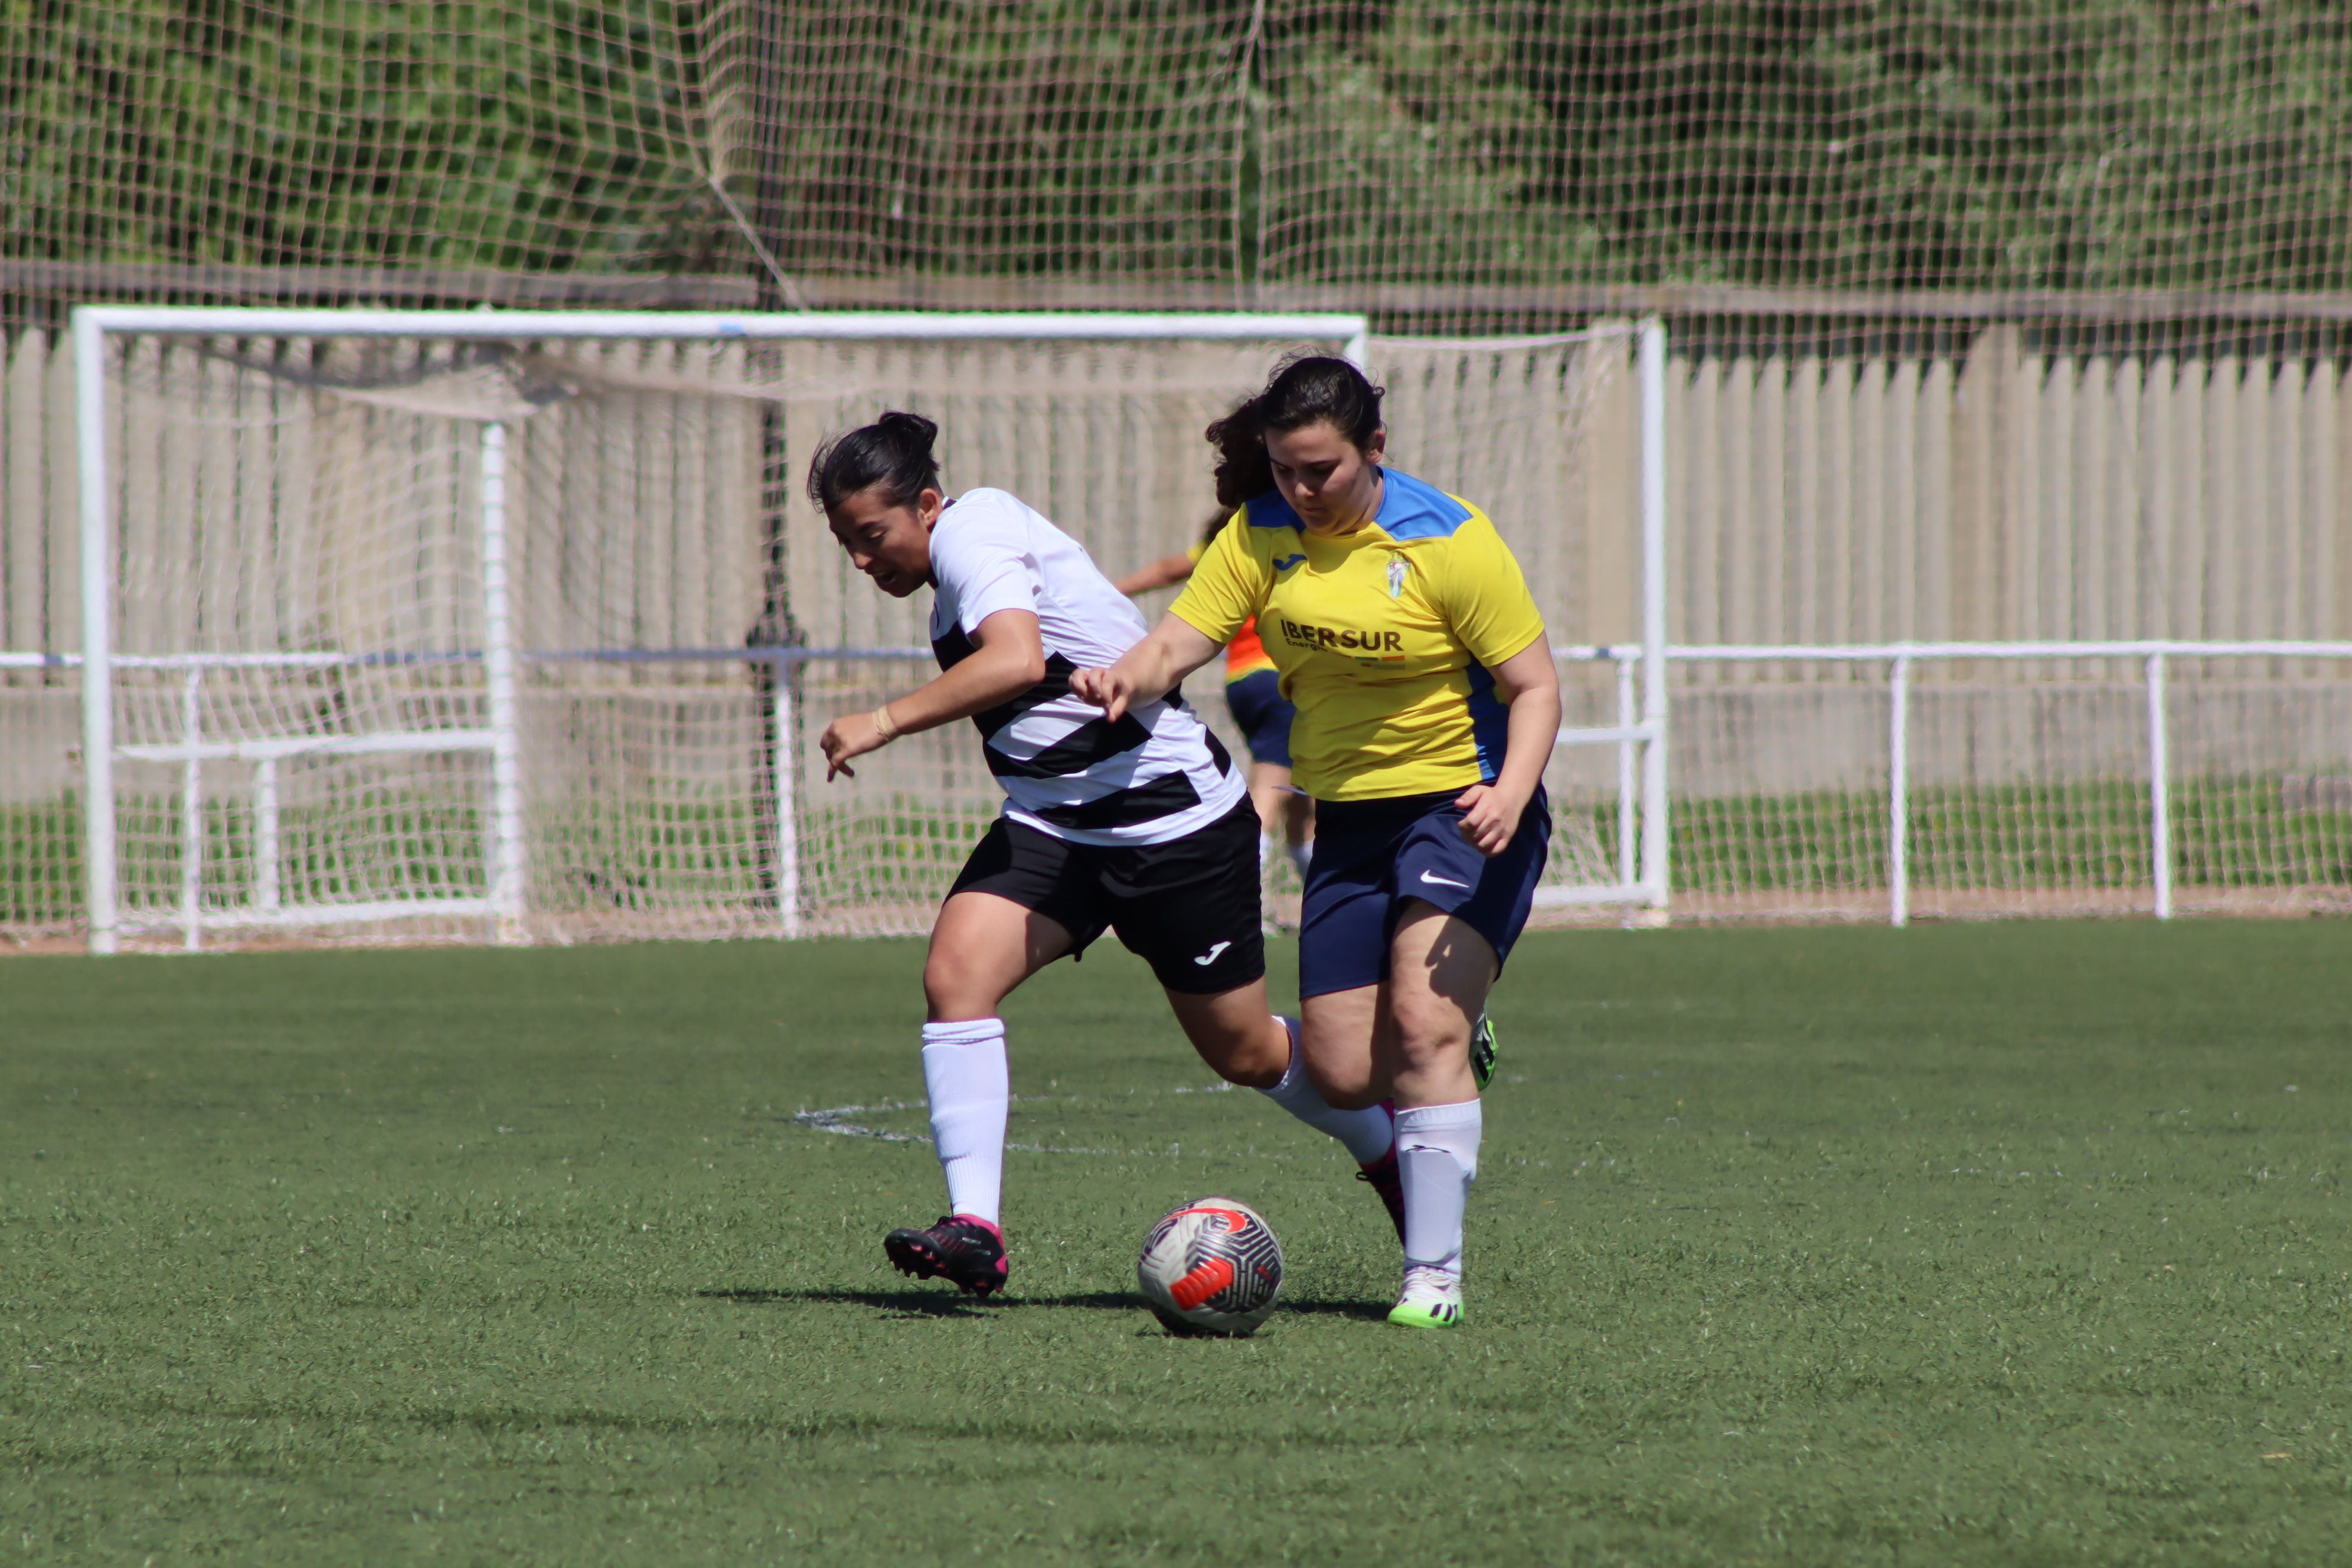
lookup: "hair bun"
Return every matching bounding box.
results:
[875,410,939,450]
[806,409,946,514]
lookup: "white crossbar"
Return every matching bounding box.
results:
[71,306,1370,346]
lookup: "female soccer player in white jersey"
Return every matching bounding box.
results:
[811,412,1399,1298]
[1074,359,1562,1329]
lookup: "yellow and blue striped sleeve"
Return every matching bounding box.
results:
[1436,514,1547,670]
[1168,508,1268,647]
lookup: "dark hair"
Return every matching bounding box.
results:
[1197,509,1230,548]
[1205,355,1385,509]
[806,410,942,514]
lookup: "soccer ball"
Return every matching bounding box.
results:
[1136,1196,1285,1336]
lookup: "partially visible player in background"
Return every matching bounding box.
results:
[809,411,1399,1299]
[1115,517,1315,884]
[1076,357,1561,1331]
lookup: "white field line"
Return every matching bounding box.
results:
[793,1080,1237,1156]
[792,1099,932,1144]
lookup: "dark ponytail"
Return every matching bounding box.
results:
[806,410,942,514]
[1205,355,1386,509]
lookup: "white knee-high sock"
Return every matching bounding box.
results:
[920,1018,1009,1227]
[1396,1100,1483,1276]
[1256,1017,1395,1166]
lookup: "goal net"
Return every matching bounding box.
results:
[32,311,1638,950]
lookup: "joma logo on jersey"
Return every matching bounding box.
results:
[1278,618,1403,654]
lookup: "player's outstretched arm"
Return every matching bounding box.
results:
[1452,637,1561,856]
[1071,614,1221,723]
[821,609,1046,779]
[1112,552,1197,596]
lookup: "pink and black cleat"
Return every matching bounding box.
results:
[883,1214,1008,1296]
[1354,1100,1405,1242]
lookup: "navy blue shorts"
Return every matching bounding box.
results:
[1222,669,1295,769]
[1297,788,1550,999]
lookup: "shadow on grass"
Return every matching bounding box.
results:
[698,1287,1390,1322]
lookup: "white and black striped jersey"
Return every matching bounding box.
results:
[927,488,1245,847]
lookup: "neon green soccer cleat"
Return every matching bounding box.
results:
[1387,1265,1464,1329]
[1469,1011,1498,1092]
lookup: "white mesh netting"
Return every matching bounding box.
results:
[8,321,2352,945]
[6,324,1625,947]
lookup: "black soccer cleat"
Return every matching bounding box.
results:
[883,1214,1009,1296]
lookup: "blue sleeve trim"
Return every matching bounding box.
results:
[1375,470,1476,541]
[1244,491,1305,530]
[1464,660,1510,782]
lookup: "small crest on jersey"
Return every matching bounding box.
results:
[1386,557,1409,599]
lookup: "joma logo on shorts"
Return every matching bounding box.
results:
[1278,618,1403,653]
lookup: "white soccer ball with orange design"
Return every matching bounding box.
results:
[1136,1196,1285,1335]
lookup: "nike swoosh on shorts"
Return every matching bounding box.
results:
[1193,940,1232,965]
[1419,871,1471,890]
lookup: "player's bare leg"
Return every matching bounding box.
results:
[1296,984,1385,1109]
[886,893,1073,1296]
[1282,786,1315,869]
[922,891,1072,1023]
[1162,978,1399,1235]
[1379,901,1495,1327]
[1378,901,1495,1109]
[1246,763,1291,843]
[1162,982,1290,1089]
[1299,901,1495,1327]
[1247,762,1314,884]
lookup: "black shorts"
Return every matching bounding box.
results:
[945,796,1266,994]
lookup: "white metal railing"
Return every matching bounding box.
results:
[1536,645,1666,912]
[1666,639,2352,927]
[23,635,2345,940]
[14,639,945,951]
[77,648,802,952]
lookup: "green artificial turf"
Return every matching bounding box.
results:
[3,923,2349,1564]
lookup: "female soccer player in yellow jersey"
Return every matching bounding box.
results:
[1074,358,1562,1329]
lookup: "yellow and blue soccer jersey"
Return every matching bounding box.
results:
[1184,537,1276,682]
[1168,469,1546,801]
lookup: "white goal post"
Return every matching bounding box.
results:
[61,305,1669,954]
